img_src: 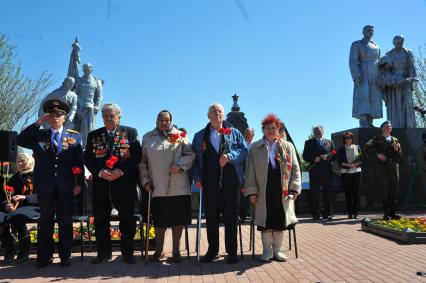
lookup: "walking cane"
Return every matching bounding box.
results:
[251,203,255,259]
[196,188,203,262]
[145,190,152,264]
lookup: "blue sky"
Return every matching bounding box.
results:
[1,0,426,150]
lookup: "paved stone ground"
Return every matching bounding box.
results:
[1,213,426,283]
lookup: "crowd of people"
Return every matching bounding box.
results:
[0,98,408,268]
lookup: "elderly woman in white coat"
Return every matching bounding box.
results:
[139,110,195,263]
[244,114,301,262]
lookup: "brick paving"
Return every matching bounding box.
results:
[1,213,426,283]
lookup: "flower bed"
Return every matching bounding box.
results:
[372,217,426,233]
[361,217,426,244]
[29,217,155,243]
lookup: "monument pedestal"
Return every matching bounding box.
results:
[331,127,426,211]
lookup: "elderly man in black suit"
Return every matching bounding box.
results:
[84,103,141,264]
[17,99,84,268]
[302,126,336,220]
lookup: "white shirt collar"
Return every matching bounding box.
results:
[51,127,63,135]
[107,127,118,135]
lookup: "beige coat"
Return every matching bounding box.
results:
[244,139,301,228]
[139,128,195,198]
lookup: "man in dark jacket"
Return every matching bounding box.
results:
[302,125,336,220]
[84,103,141,264]
[17,99,84,268]
[191,103,247,264]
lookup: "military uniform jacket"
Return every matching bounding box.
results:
[364,135,402,164]
[16,123,84,196]
[84,125,141,197]
[302,138,335,179]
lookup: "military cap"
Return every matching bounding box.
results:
[380,120,392,128]
[43,99,70,115]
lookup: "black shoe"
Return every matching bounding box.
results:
[390,214,401,220]
[172,252,182,263]
[227,255,239,264]
[3,245,16,262]
[17,237,31,262]
[348,214,353,219]
[149,252,165,262]
[36,258,53,269]
[123,256,135,264]
[60,258,71,267]
[353,213,359,219]
[312,215,320,220]
[91,255,112,264]
[200,253,219,263]
[2,239,16,262]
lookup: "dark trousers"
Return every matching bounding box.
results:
[310,177,333,217]
[37,190,73,262]
[203,174,239,256]
[376,163,399,216]
[93,186,136,258]
[341,172,361,215]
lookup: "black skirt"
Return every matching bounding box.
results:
[151,195,192,228]
[6,206,40,223]
[258,162,286,231]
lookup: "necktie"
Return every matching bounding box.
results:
[108,131,114,150]
[52,131,60,153]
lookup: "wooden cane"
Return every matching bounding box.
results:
[145,190,152,264]
[197,188,203,262]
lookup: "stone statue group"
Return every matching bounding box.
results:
[349,25,418,128]
[38,28,419,150]
[38,38,103,148]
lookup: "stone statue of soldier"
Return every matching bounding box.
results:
[74,63,103,148]
[38,77,78,129]
[349,25,383,128]
[67,38,103,147]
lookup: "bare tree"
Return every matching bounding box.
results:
[414,44,426,127]
[0,34,54,131]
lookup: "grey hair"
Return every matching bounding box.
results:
[312,125,323,132]
[102,103,122,118]
[208,103,224,114]
[244,127,255,135]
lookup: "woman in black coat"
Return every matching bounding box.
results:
[337,132,362,219]
[1,153,39,262]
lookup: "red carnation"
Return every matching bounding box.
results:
[5,185,14,193]
[106,155,119,169]
[180,131,187,138]
[171,133,180,140]
[119,138,127,144]
[331,149,337,155]
[72,166,82,175]
[219,127,232,135]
